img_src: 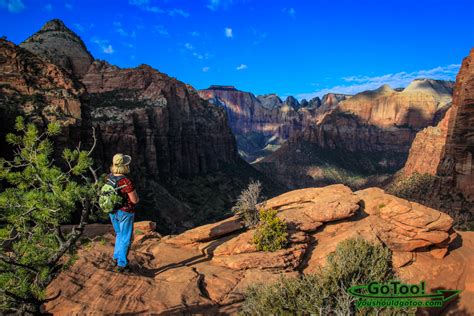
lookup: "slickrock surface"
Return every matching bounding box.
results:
[43,185,472,315]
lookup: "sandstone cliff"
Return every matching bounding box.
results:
[256,79,454,190]
[43,185,473,315]
[0,38,85,158]
[198,86,349,163]
[1,20,282,233]
[389,49,473,226]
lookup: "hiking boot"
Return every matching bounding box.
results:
[113,265,131,273]
[106,259,118,271]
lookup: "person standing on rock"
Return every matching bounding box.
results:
[108,153,139,273]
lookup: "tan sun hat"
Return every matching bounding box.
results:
[112,153,132,166]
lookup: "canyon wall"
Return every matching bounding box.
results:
[256,80,454,189]
[0,20,282,233]
[198,86,349,162]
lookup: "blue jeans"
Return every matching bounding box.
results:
[109,210,134,267]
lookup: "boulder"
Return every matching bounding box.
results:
[264,184,361,231]
[164,216,244,245]
[356,188,453,252]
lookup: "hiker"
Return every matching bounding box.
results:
[107,153,139,273]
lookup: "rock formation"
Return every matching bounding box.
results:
[438,49,474,200]
[256,79,454,190]
[43,185,473,315]
[0,38,85,158]
[389,49,473,225]
[1,20,282,233]
[20,19,93,78]
[198,86,349,163]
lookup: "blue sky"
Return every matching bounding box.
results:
[1,0,473,99]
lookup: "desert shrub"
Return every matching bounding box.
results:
[387,172,437,199]
[232,180,265,228]
[241,238,394,315]
[0,117,99,314]
[252,209,288,252]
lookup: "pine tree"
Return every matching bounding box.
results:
[0,117,100,314]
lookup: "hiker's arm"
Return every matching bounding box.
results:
[128,190,139,204]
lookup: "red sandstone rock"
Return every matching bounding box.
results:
[43,186,472,314]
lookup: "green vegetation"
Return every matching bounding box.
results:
[253,209,288,252]
[232,180,265,228]
[387,172,437,199]
[242,238,395,315]
[0,117,100,314]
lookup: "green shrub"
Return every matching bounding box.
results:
[386,172,437,199]
[252,209,288,252]
[241,238,394,315]
[232,180,265,228]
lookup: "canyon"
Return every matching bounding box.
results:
[0,19,282,233]
[1,17,473,316]
[255,79,454,190]
[198,85,349,163]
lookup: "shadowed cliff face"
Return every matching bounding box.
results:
[1,20,283,233]
[83,61,238,181]
[0,39,86,158]
[198,86,349,163]
[440,49,474,200]
[390,49,474,224]
[256,80,454,190]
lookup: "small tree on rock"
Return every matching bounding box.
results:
[0,117,100,314]
[232,180,265,228]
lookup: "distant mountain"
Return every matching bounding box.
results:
[255,79,455,190]
[20,19,93,78]
[198,86,349,163]
[1,20,283,233]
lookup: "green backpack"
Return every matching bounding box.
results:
[99,175,127,213]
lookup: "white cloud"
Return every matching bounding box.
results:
[169,8,189,17]
[103,45,114,54]
[113,22,136,38]
[296,64,460,100]
[44,3,52,11]
[154,25,169,37]
[202,66,210,72]
[129,0,189,17]
[207,0,235,11]
[282,7,296,18]
[184,42,194,50]
[0,0,25,12]
[92,38,115,54]
[236,64,248,70]
[251,27,267,45]
[190,31,200,37]
[73,23,84,32]
[225,27,233,38]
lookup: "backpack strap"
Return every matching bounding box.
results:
[107,174,128,190]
